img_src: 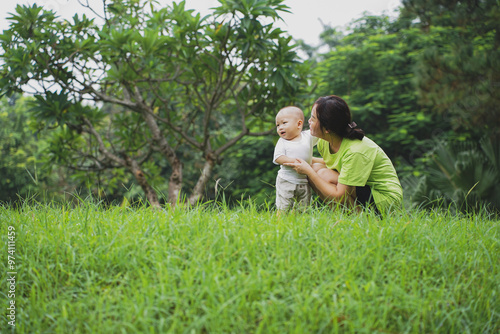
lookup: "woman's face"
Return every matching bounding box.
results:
[308,105,323,138]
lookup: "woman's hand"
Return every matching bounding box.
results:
[283,158,314,176]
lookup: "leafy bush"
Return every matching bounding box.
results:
[403,135,500,213]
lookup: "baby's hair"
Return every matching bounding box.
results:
[277,106,304,122]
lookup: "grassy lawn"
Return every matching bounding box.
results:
[1,202,499,333]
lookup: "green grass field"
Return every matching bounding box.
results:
[1,201,499,333]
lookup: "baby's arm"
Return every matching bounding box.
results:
[273,138,295,165]
[274,155,297,165]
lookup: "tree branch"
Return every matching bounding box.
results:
[247,129,275,136]
[142,106,202,150]
[77,0,106,20]
[88,86,137,109]
[214,128,249,156]
[83,117,127,167]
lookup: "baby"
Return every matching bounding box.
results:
[273,106,318,211]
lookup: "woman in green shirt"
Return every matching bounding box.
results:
[284,95,403,213]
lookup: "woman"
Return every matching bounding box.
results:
[284,95,403,214]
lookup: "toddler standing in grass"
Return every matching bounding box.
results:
[273,106,318,211]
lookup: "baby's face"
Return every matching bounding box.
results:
[276,112,303,141]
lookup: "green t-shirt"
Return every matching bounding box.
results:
[317,136,403,212]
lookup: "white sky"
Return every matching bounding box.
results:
[0,0,401,46]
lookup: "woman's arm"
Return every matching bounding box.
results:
[284,158,356,206]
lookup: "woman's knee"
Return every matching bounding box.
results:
[312,163,325,173]
[317,167,338,185]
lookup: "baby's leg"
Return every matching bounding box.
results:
[294,184,312,211]
[276,177,295,212]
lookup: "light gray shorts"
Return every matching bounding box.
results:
[275,176,312,210]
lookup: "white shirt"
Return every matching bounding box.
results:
[273,130,318,184]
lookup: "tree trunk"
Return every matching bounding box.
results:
[189,155,216,205]
[168,156,183,205]
[126,157,160,208]
[141,109,183,205]
[83,118,162,206]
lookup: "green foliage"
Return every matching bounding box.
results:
[395,0,500,211]
[310,5,499,211]
[0,95,126,204]
[212,136,277,205]
[403,135,500,213]
[314,15,450,176]
[0,0,310,205]
[401,0,500,132]
[2,204,499,332]
[0,96,39,201]
[2,0,497,206]
[0,95,77,203]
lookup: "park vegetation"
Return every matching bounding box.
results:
[0,0,499,212]
[1,1,499,332]
[0,200,499,332]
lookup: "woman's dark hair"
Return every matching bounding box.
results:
[314,95,365,140]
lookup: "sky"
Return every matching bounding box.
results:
[0,0,402,46]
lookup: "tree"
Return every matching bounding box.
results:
[314,14,450,176]
[0,0,309,206]
[211,135,278,205]
[400,0,500,132]
[0,95,40,202]
[0,95,81,203]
